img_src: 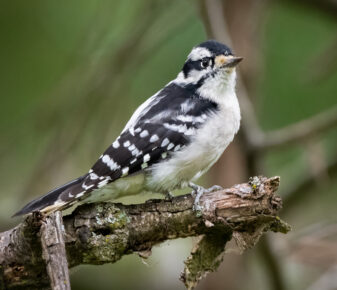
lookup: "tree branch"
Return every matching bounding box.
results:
[0,177,289,290]
[40,211,70,290]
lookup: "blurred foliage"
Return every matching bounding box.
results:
[1,0,337,290]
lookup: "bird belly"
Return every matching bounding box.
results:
[146,102,241,192]
[83,173,146,203]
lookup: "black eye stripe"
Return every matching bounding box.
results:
[182,57,215,77]
[182,60,202,77]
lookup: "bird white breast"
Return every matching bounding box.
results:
[146,71,241,192]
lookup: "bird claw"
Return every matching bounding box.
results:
[193,203,203,217]
[189,183,205,216]
[204,184,223,193]
[189,183,223,216]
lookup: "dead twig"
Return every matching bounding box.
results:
[40,211,70,290]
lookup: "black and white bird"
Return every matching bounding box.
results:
[13,40,242,217]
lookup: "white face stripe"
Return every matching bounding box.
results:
[188,47,212,61]
[175,67,213,85]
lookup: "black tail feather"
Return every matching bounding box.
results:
[12,175,86,217]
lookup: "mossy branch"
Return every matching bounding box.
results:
[0,176,290,290]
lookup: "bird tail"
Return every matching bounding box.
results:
[12,175,87,217]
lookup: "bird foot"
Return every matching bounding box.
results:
[189,183,223,217]
[205,184,223,192]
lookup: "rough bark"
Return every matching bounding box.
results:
[0,176,290,290]
[40,211,71,290]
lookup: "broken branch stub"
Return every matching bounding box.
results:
[180,176,290,289]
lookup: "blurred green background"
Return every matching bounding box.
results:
[1,0,337,289]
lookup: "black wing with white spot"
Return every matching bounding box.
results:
[88,82,219,179]
[13,83,218,216]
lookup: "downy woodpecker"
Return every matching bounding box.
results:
[14,40,242,216]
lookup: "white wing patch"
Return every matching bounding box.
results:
[102,155,120,171]
[161,138,169,147]
[140,130,149,138]
[163,123,195,136]
[112,140,120,148]
[149,134,159,143]
[122,167,129,177]
[176,115,206,123]
[143,153,151,163]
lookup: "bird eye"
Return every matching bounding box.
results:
[200,58,210,69]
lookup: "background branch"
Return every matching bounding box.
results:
[252,105,337,151]
[282,153,337,213]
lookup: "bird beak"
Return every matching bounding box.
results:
[215,55,243,68]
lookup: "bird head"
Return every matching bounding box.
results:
[178,40,242,89]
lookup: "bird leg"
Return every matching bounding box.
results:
[188,183,223,216]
